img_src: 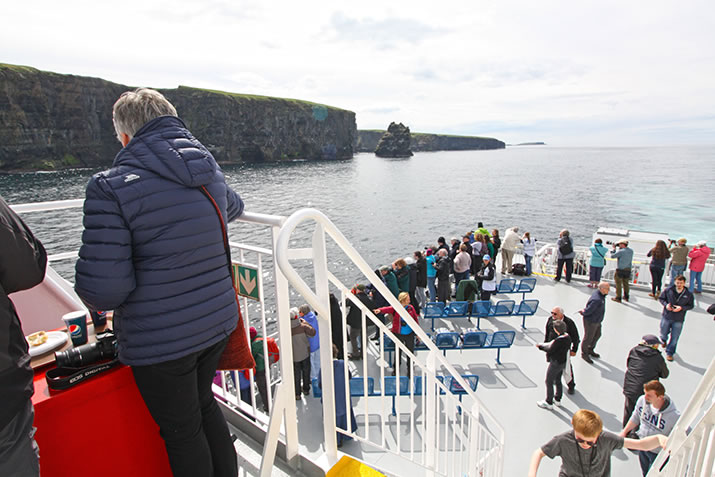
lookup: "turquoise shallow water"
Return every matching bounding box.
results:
[1,145,713,281]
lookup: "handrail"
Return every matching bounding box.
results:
[275,208,503,425]
[275,208,505,475]
[647,356,715,477]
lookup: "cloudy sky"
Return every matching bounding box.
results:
[3,1,715,145]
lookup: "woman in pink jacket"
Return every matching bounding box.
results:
[688,241,711,293]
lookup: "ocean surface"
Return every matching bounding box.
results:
[2,146,714,284]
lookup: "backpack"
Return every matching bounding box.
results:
[255,337,280,364]
[511,263,526,276]
[559,237,573,256]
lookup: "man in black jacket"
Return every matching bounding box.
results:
[546,306,580,394]
[346,285,376,360]
[0,195,47,477]
[536,320,571,410]
[622,334,669,427]
[579,281,610,364]
[658,275,695,361]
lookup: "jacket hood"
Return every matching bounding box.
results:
[113,116,219,188]
[634,344,662,358]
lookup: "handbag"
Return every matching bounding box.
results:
[199,185,255,371]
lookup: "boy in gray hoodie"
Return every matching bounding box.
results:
[620,380,680,476]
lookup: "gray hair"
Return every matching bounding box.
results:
[298,304,311,315]
[289,307,299,319]
[112,88,178,140]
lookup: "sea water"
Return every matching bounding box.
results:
[1,146,713,282]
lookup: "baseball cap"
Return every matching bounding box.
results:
[642,334,662,346]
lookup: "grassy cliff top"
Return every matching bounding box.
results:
[178,86,346,112]
[0,63,349,113]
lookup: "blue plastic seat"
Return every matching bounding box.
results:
[516,278,536,296]
[485,330,517,364]
[488,299,516,317]
[496,278,516,294]
[423,302,446,330]
[513,299,539,328]
[462,330,488,348]
[434,331,460,355]
[444,301,469,317]
[349,377,374,397]
[469,300,492,329]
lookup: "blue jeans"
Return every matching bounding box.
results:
[670,264,686,286]
[660,317,683,357]
[524,255,533,275]
[639,450,659,476]
[427,276,437,302]
[689,270,703,292]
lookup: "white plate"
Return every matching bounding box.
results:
[27,331,69,357]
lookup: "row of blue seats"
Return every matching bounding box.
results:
[384,329,517,365]
[311,374,479,415]
[423,299,539,330]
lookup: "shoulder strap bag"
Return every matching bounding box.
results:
[199,185,255,371]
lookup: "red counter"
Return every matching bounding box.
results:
[32,364,172,477]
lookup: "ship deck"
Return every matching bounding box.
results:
[287,275,714,476]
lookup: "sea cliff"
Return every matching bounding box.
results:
[0,64,356,172]
[357,129,505,153]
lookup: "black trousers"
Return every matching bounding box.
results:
[581,320,602,357]
[545,361,565,404]
[293,357,311,395]
[437,276,451,303]
[650,266,665,295]
[132,337,237,477]
[623,392,642,427]
[254,370,270,412]
[393,332,415,376]
[555,258,573,282]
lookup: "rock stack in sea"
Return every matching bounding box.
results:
[374,122,413,158]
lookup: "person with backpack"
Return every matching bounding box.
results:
[554,229,575,283]
[588,238,609,288]
[250,326,273,412]
[374,292,419,377]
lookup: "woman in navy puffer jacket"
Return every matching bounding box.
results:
[75,88,243,477]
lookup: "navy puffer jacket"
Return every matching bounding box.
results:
[75,116,244,366]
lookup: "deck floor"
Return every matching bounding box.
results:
[283,275,713,476]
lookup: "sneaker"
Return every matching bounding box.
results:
[590,352,601,358]
[567,386,576,395]
[666,355,674,361]
[553,400,562,408]
[536,400,553,410]
[582,354,594,364]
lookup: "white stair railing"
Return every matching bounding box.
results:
[647,357,715,477]
[275,208,505,477]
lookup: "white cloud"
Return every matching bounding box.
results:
[2,0,715,145]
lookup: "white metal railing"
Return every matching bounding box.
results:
[647,356,715,477]
[275,208,505,477]
[533,244,715,292]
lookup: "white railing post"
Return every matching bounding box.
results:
[313,223,339,465]
[424,350,438,476]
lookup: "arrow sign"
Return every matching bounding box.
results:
[233,262,260,301]
[240,269,256,295]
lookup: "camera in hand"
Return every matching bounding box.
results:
[55,330,118,367]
